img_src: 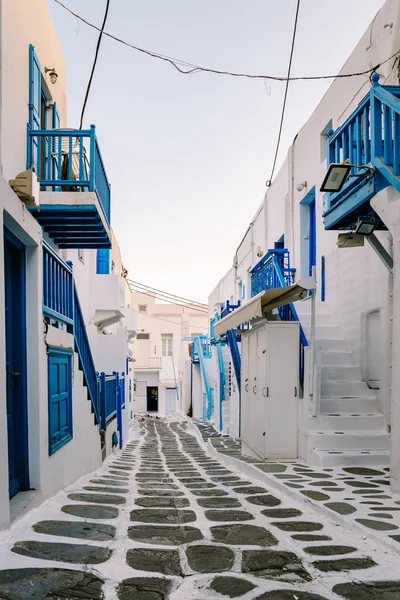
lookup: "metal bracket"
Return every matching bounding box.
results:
[365,233,393,271]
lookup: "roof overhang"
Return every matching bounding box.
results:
[214,277,315,336]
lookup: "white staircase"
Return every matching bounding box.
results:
[297,303,390,468]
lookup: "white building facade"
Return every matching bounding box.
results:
[206,0,400,488]
[0,0,138,530]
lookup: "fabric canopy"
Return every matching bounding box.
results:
[213,277,315,336]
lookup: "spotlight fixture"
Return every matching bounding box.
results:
[44,66,58,84]
[354,218,377,236]
[320,163,374,193]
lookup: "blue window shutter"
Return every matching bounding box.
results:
[28,45,41,171]
[52,102,60,129]
[96,249,110,274]
[29,45,41,130]
[48,347,73,455]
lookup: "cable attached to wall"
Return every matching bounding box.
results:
[79,0,110,129]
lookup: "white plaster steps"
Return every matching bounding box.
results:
[309,430,390,451]
[321,364,360,380]
[320,396,377,413]
[309,448,390,467]
[321,380,376,397]
[321,351,354,366]
[303,325,342,339]
[310,413,386,431]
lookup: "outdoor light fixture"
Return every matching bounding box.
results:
[320,163,374,193]
[44,66,58,84]
[354,218,377,236]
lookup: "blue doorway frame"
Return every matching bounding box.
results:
[4,228,29,498]
[300,188,317,278]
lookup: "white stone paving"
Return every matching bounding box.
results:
[0,416,399,599]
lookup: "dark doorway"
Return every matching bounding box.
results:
[4,229,29,498]
[146,386,159,412]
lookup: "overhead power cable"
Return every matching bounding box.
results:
[129,284,209,314]
[53,0,399,83]
[266,0,300,187]
[128,279,208,308]
[79,0,110,129]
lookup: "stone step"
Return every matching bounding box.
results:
[321,380,375,398]
[321,351,354,366]
[320,396,378,413]
[303,325,342,339]
[310,413,385,432]
[321,365,360,380]
[315,338,346,351]
[308,430,390,451]
[309,448,390,468]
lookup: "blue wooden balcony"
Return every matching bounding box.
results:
[27,125,111,248]
[323,75,400,231]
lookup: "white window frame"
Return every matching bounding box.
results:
[161,334,173,357]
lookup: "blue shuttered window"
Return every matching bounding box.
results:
[28,44,41,171]
[48,347,73,455]
[96,249,110,274]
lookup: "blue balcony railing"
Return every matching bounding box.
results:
[43,242,73,328]
[250,249,295,297]
[27,125,111,224]
[323,75,400,230]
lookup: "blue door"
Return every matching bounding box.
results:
[4,230,29,498]
[308,197,316,276]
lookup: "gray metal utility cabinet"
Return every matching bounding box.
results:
[240,321,299,461]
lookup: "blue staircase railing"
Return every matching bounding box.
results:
[226,329,241,392]
[72,280,100,424]
[250,250,308,388]
[192,335,213,421]
[43,242,73,328]
[323,74,400,230]
[27,125,111,224]
[42,243,128,429]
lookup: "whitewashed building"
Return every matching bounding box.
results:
[204,0,400,489]
[0,0,137,530]
[132,291,208,416]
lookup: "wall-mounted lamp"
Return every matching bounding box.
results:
[296,181,307,192]
[320,163,374,193]
[354,218,378,236]
[44,66,58,84]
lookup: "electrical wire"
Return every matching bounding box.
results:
[129,285,209,314]
[79,0,110,129]
[266,0,300,187]
[53,0,399,84]
[140,311,209,329]
[128,279,208,308]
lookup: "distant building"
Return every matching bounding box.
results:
[132,291,208,416]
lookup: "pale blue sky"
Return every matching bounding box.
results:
[48,0,384,302]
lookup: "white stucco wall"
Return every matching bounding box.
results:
[1,0,67,183]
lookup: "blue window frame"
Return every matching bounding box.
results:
[48,346,73,454]
[96,249,110,274]
[28,45,41,171]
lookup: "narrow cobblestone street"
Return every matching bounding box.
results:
[1,417,400,599]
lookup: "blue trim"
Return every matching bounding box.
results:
[4,228,29,497]
[321,255,326,302]
[47,346,73,455]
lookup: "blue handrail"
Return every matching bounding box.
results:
[193,335,213,420]
[226,329,241,391]
[43,241,73,327]
[26,125,111,224]
[73,281,100,424]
